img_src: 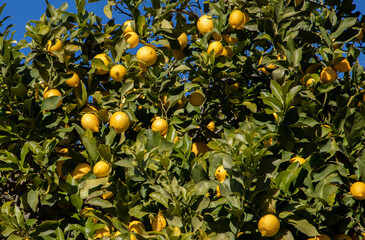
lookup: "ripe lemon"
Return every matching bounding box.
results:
[110,111,130,133]
[129,221,145,240]
[222,46,234,59]
[94,226,110,239]
[124,31,139,49]
[123,20,134,33]
[197,15,213,35]
[334,234,352,240]
[207,41,223,58]
[215,165,227,182]
[81,113,100,132]
[332,57,351,72]
[71,163,92,180]
[306,78,315,88]
[80,207,98,224]
[160,92,170,108]
[289,157,306,165]
[258,56,277,74]
[101,191,114,200]
[191,142,210,156]
[350,182,365,200]
[216,185,222,197]
[137,46,157,67]
[177,33,188,49]
[65,71,80,87]
[258,214,280,237]
[320,67,338,83]
[92,53,110,75]
[173,49,185,60]
[189,91,205,106]
[229,10,249,30]
[44,89,62,108]
[307,234,331,240]
[93,161,110,178]
[151,118,169,136]
[223,33,238,45]
[207,121,215,132]
[151,212,167,232]
[110,64,127,82]
[47,39,62,52]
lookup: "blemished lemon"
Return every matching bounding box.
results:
[173,49,185,60]
[197,15,213,35]
[350,182,365,200]
[110,64,127,82]
[94,226,110,239]
[92,53,110,75]
[334,234,352,240]
[129,221,145,240]
[223,33,238,45]
[207,121,215,132]
[47,39,62,52]
[177,33,188,50]
[137,46,157,67]
[65,71,80,87]
[44,89,62,108]
[207,41,223,58]
[215,165,227,182]
[289,157,306,165]
[229,10,249,30]
[93,161,110,178]
[124,31,139,49]
[191,142,210,156]
[151,118,169,135]
[320,67,338,83]
[189,91,205,106]
[81,113,100,132]
[307,234,331,240]
[110,111,130,133]
[123,20,134,33]
[258,214,280,237]
[71,163,92,180]
[221,46,234,59]
[332,57,351,72]
[151,212,167,232]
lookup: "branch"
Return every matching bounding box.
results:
[170,9,199,21]
[114,5,133,18]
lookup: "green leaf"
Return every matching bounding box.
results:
[137,15,146,35]
[129,205,150,218]
[319,26,331,47]
[120,81,134,97]
[103,4,112,19]
[27,190,39,212]
[82,130,100,163]
[270,80,284,106]
[86,198,114,208]
[70,194,83,209]
[150,192,169,208]
[287,217,319,236]
[330,17,357,39]
[41,96,62,111]
[344,111,364,146]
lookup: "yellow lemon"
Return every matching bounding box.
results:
[306,78,315,88]
[94,226,110,239]
[160,92,170,108]
[177,33,188,49]
[151,118,169,136]
[258,56,277,74]
[215,165,227,182]
[334,234,352,240]
[124,31,139,49]
[207,121,215,132]
[289,157,306,165]
[207,41,223,58]
[221,46,234,59]
[47,39,62,52]
[350,182,365,200]
[110,64,127,82]
[137,46,157,67]
[129,221,145,240]
[151,212,167,232]
[320,67,338,83]
[71,163,92,180]
[110,111,130,133]
[191,142,210,156]
[173,49,185,60]
[81,113,100,132]
[307,234,331,240]
[332,57,351,72]
[189,91,205,106]
[44,89,62,108]
[123,20,134,33]
[65,71,80,87]
[223,33,238,45]
[93,161,110,178]
[229,10,249,30]
[216,185,222,197]
[258,214,280,237]
[197,15,213,35]
[92,53,110,75]
[101,191,114,200]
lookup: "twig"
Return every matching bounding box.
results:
[114,5,133,18]
[170,9,199,21]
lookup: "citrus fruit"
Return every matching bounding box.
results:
[151,212,167,232]
[160,92,170,108]
[320,67,338,83]
[215,165,227,182]
[216,185,222,197]
[101,191,114,200]
[92,53,110,75]
[332,57,351,72]
[110,111,130,133]
[191,142,210,156]
[258,214,280,237]
[124,31,139,49]
[93,161,110,178]
[137,46,157,67]
[110,64,127,82]
[289,157,306,165]
[207,121,215,132]
[189,91,205,106]
[197,15,213,35]
[177,33,188,49]
[173,49,185,60]
[94,226,110,239]
[81,113,100,132]
[350,182,365,200]
[123,20,134,33]
[221,46,234,59]
[306,78,315,88]
[207,41,223,57]
[225,82,239,95]
[71,163,92,180]
[212,32,221,41]
[65,71,80,87]
[258,56,277,75]
[307,234,331,240]
[44,89,62,108]
[56,160,65,178]
[47,39,62,52]
[334,234,352,240]
[151,118,169,136]
[229,10,249,29]
[175,95,187,108]
[129,221,145,240]
[223,33,238,45]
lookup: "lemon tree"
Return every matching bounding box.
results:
[0,0,365,239]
